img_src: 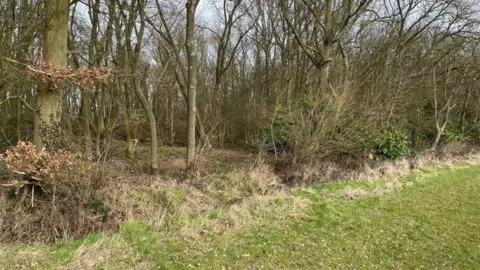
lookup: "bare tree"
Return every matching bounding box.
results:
[149,0,211,149]
[186,0,200,177]
[282,0,372,96]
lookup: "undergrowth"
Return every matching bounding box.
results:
[0,142,118,242]
[1,163,480,269]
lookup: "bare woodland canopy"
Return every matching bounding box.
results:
[1,0,480,173]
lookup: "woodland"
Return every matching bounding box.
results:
[1,0,480,244]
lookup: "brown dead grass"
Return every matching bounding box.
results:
[171,191,311,241]
[340,179,406,200]
[284,143,480,185]
[104,161,309,241]
[201,161,280,203]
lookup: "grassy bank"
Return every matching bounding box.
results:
[1,164,480,269]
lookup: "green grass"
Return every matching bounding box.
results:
[2,164,480,269]
[158,147,187,161]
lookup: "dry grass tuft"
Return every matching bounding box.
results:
[341,188,370,200]
[340,180,405,200]
[223,191,311,227]
[201,162,281,203]
[372,180,404,196]
[61,236,141,270]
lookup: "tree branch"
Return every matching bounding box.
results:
[0,96,35,112]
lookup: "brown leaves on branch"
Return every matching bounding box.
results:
[5,57,112,89]
[26,60,112,88]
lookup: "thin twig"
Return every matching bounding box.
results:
[0,96,35,112]
[31,186,35,207]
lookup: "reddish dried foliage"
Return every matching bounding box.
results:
[0,142,120,242]
[0,141,74,180]
[26,60,112,88]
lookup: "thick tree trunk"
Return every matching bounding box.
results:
[317,54,335,98]
[33,0,68,151]
[34,85,63,150]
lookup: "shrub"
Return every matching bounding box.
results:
[86,194,111,215]
[332,118,378,154]
[470,122,480,144]
[374,126,410,160]
[260,107,292,153]
[0,141,118,242]
[444,123,468,143]
[0,141,74,181]
[260,92,376,161]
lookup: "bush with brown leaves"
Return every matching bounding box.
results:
[0,141,74,181]
[0,142,119,243]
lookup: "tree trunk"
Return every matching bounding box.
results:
[133,78,158,173]
[123,81,136,160]
[318,58,331,93]
[124,0,159,173]
[84,0,100,160]
[167,88,174,146]
[460,86,471,133]
[16,89,22,141]
[95,89,105,158]
[186,0,199,178]
[431,128,443,151]
[33,0,68,151]
[63,98,72,135]
[81,91,93,159]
